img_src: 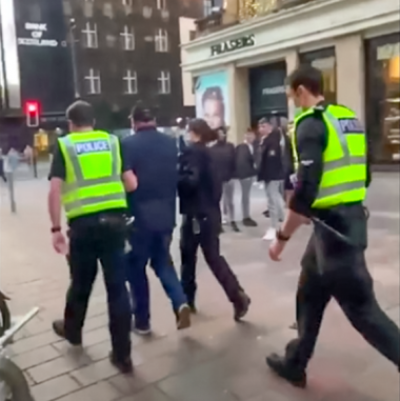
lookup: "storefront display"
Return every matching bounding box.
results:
[249,61,287,124]
[299,47,337,103]
[365,34,400,163]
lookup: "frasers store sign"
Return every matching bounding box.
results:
[18,23,60,47]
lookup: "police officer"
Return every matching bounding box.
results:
[266,66,400,387]
[178,118,251,319]
[48,100,137,373]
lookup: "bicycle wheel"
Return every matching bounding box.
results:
[0,293,11,337]
[0,357,35,401]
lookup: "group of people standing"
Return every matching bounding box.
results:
[211,117,294,241]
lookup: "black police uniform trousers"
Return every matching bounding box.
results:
[180,211,244,305]
[286,219,400,371]
[64,215,131,361]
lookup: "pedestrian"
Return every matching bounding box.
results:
[178,118,251,319]
[212,127,239,232]
[235,128,257,226]
[0,148,7,183]
[123,104,191,336]
[48,100,137,373]
[267,65,400,387]
[257,118,286,240]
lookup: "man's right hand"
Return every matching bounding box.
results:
[52,231,68,255]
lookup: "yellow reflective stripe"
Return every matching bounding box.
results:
[316,180,366,200]
[64,192,126,212]
[62,135,120,191]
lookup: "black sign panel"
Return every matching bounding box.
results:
[14,0,74,114]
[210,34,255,57]
[249,61,287,120]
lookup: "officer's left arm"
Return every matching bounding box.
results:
[48,142,66,229]
[280,117,326,239]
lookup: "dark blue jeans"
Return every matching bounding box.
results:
[65,219,131,361]
[126,229,187,327]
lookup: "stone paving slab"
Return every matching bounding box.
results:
[0,176,399,401]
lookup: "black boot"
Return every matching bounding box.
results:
[266,353,307,388]
[243,218,257,227]
[233,291,251,321]
[109,352,133,374]
[231,222,240,232]
[52,320,82,346]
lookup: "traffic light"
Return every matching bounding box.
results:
[25,101,40,127]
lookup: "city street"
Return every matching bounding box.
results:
[0,173,399,401]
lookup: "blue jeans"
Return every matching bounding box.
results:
[126,229,187,327]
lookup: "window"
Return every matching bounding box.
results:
[85,68,101,94]
[155,29,168,52]
[120,26,135,50]
[299,47,337,104]
[365,35,400,163]
[123,70,138,94]
[158,70,170,94]
[157,0,167,10]
[204,0,212,16]
[82,22,98,48]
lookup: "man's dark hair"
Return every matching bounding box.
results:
[130,102,154,123]
[66,100,94,127]
[287,65,324,96]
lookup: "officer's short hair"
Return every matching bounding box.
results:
[287,65,324,96]
[66,100,94,127]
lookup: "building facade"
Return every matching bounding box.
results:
[183,0,400,164]
[0,0,203,151]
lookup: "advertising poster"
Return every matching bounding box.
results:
[195,71,229,129]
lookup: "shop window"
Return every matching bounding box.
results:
[299,47,337,104]
[365,35,400,163]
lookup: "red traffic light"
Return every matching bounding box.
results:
[24,101,40,127]
[25,101,39,114]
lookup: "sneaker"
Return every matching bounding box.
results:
[262,228,276,241]
[263,210,270,218]
[109,352,134,374]
[233,291,251,321]
[176,304,191,330]
[242,218,257,227]
[266,353,307,388]
[132,322,152,336]
[52,320,82,346]
[231,222,240,232]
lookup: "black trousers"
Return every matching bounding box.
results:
[287,231,400,371]
[180,213,243,305]
[65,218,131,361]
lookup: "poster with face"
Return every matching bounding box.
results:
[195,71,229,130]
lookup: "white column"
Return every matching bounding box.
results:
[336,34,365,123]
[227,64,250,144]
[286,50,299,121]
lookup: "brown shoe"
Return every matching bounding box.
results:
[176,304,191,330]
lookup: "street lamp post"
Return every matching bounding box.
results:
[69,18,80,99]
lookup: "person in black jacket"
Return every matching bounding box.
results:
[178,119,251,319]
[236,128,257,226]
[211,127,239,232]
[257,118,286,240]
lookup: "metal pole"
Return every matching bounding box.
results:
[69,19,80,99]
[6,172,16,213]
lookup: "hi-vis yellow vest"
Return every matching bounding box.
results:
[58,131,127,219]
[292,105,367,209]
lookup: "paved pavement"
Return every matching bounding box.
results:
[0,174,399,401]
